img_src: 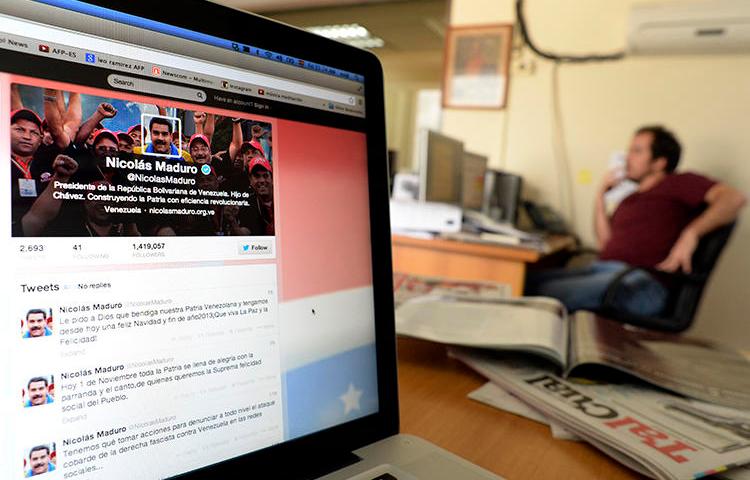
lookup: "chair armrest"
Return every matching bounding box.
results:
[632,266,706,284]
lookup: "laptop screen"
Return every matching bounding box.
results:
[0,1,379,478]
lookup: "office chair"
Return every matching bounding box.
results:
[594,222,736,332]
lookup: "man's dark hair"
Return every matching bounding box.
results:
[26,309,47,320]
[149,116,174,133]
[29,445,50,459]
[27,377,49,389]
[636,125,681,173]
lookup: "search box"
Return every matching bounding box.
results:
[107,74,206,103]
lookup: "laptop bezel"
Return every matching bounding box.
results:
[29,0,399,476]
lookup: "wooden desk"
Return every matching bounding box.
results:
[392,234,575,296]
[397,337,645,479]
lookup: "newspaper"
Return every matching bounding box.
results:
[454,349,750,480]
[468,382,581,441]
[571,312,750,410]
[393,273,511,308]
[396,294,569,366]
[722,465,750,479]
[395,282,750,409]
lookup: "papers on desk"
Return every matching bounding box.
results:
[393,273,511,308]
[393,274,750,479]
[440,231,551,252]
[456,350,750,480]
[460,210,548,250]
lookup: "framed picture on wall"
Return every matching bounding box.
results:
[442,24,513,109]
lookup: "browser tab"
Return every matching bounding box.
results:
[0,14,365,118]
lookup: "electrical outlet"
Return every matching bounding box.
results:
[515,57,537,76]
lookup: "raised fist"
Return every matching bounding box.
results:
[223,204,240,223]
[97,103,117,119]
[52,154,78,181]
[194,112,207,126]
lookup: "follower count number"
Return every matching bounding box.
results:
[132,242,166,251]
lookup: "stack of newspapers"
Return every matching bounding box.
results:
[394,274,750,480]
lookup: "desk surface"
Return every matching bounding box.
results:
[397,337,645,479]
[391,234,576,297]
[392,234,576,262]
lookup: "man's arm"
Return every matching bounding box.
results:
[203,113,216,141]
[74,103,116,145]
[657,183,747,274]
[11,84,23,110]
[594,171,620,250]
[63,92,82,144]
[21,155,78,236]
[193,112,206,135]
[43,89,70,149]
[228,118,243,161]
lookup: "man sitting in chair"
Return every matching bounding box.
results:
[526,125,746,317]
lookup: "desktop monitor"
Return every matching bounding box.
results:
[484,170,523,225]
[0,0,397,478]
[418,129,464,204]
[460,152,488,211]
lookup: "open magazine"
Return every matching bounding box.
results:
[453,350,750,480]
[395,283,750,410]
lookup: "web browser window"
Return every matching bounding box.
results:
[0,1,378,478]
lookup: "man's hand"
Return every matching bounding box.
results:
[599,169,622,194]
[224,205,240,224]
[97,103,117,119]
[657,229,699,274]
[52,154,78,182]
[194,112,207,126]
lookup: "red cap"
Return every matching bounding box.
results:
[240,140,263,156]
[92,129,118,147]
[116,131,135,144]
[188,133,211,149]
[127,124,141,135]
[10,108,43,129]
[249,139,265,154]
[248,156,272,174]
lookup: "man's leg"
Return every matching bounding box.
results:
[526,261,628,312]
[525,261,617,288]
[526,260,668,316]
[609,269,669,317]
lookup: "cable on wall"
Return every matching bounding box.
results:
[514,0,627,235]
[515,0,626,64]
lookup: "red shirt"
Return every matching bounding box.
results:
[600,172,716,268]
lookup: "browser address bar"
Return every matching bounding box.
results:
[0,15,360,105]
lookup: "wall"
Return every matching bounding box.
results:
[444,0,750,348]
[267,0,447,172]
[380,50,444,170]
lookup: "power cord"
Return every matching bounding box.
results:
[515,0,626,63]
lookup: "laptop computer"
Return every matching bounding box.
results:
[0,1,504,478]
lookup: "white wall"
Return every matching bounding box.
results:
[381,50,444,170]
[444,0,750,348]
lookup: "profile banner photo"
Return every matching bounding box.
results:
[10,82,275,237]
